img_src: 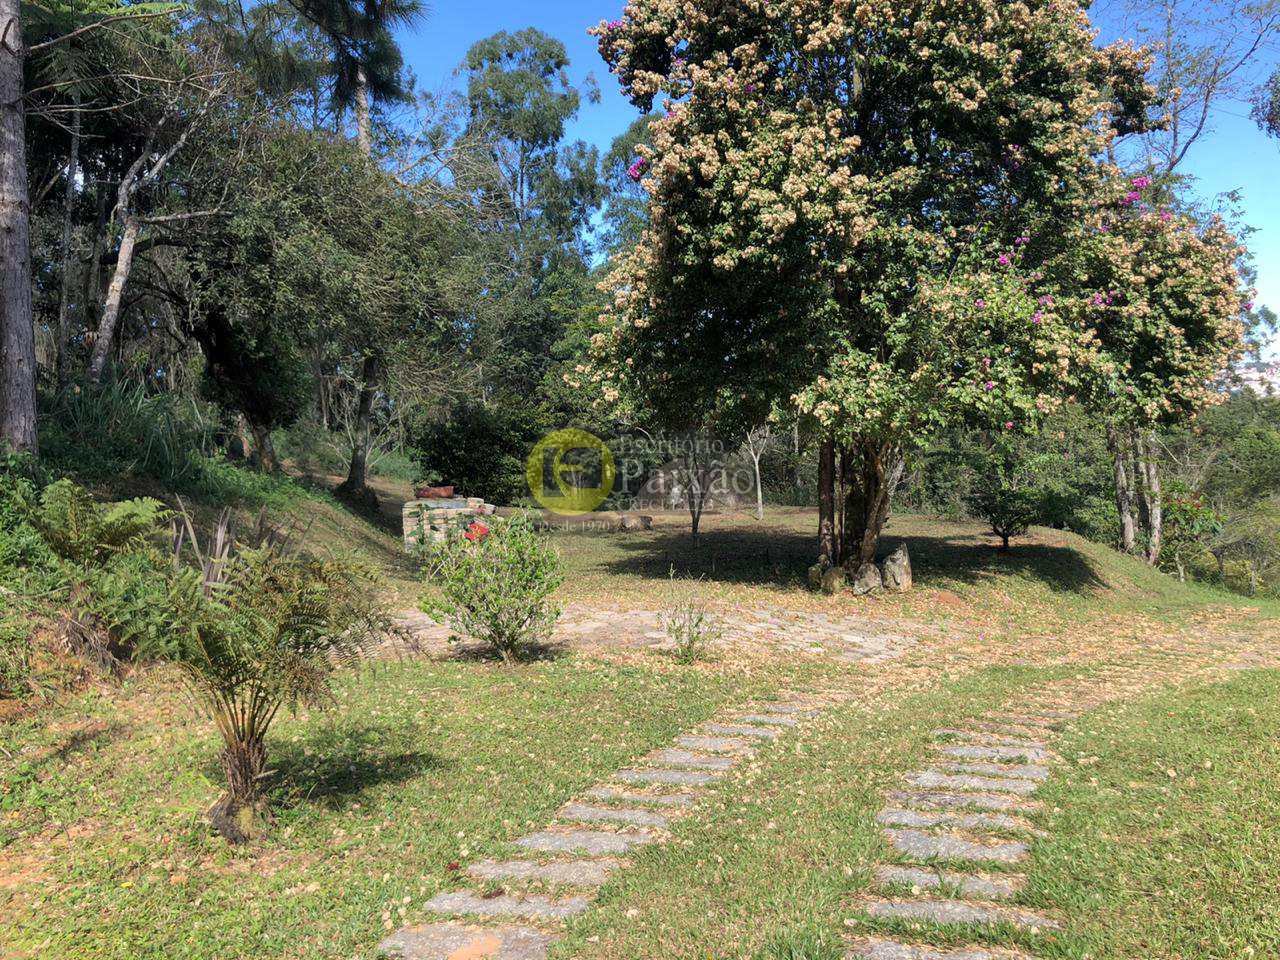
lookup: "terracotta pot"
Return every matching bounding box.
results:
[416,485,455,499]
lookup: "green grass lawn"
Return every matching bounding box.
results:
[0,653,828,960]
[1030,668,1280,959]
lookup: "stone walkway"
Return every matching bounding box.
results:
[844,663,1162,960]
[397,605,916,664]
[377,693,836,959]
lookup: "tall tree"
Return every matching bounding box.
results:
[591,0,1155,570]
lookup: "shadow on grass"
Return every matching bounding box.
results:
[255,725,444,811]
[592,524,1107,596]
[443,638,570,665]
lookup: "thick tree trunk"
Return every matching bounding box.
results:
[338,353,379,498]
[208,736,269,844]
[817,436,836,562]
[749,449,764,520]
[88,212,141,384]
[55,98,81,389]
[1107,425,1137,553]
[0,2,37,454]
[1135,431,1163,566]
[842,441,904,568]
[247,418,279,473]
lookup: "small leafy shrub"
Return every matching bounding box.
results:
[412,401,554,505]
[422,512,564,664]
[659,571,720,664]
[147,509,391,842]
[964,437,1056,550]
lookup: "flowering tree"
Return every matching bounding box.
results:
[589,0,1154,570]
[1049,174,1247,563]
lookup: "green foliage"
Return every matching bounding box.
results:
[1161,481,1224,582]
[422,512,564,664]
[412,402,554,505]
[660,577,720,665]
[964,437,1058,550]
[148,509,391,840]
[0,615,35,700]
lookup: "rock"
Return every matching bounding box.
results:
[880,542,913,592]
[820,566,845,595]
[849,562,883,595]
[807,561,829,592]
[618,514,645,532]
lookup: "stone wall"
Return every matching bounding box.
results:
[402,497,497,550]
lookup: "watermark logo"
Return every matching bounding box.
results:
[527,428,616,515]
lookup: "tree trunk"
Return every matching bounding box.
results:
[208,736,269,844]
[817,436,836,562]
[82,180,109,323]
[338,353,379,499]
[88,211,141,384]
[247,418,279,473]
[0,0,37,454]
[354,68,373,156]
[792,420,802,488]
[842,441,904,568]
[1135,431,1163,566]
[55,96,81,389]
[1107,425,1137,553]
[749,449,764,520]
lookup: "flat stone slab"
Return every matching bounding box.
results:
[938,744,1049,764]
[883,828,1028,864]
[845,935,1037,959]
[466,858,618,887]
[515,829,654,855]
[933,730,1047,749]
[702,722,781,739]
[614,767,719,786]
[379,921,554,959]
[422,890,590,921]
[736,713,800,726]
[754,703,819,715]
[647,748,735,770]
[859,897,1059,931]
[876,808,1030,834]
[873,864,1025,901]
[904,771,1037,796]
[583,786,695,807]
[677,735,753,753]
[558,803,670,829]
[887,790,1038,814]
[940,761,1049,782]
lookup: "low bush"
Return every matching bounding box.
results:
[660,591,720,664]
[422,512,564,664]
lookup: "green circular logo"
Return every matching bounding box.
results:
[526,429,616,516]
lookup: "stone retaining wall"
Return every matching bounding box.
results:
[402,497,497,550]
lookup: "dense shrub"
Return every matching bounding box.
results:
[412,402,555,505]
[0,615,35,700]
[422,512,564,664]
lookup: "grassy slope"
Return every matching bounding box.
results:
[5,462,1277,960]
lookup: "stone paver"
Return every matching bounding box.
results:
[422,891,589,921]
[514,829,654,855]
[887,789,1038,813]
[647,748,735,770]
[873,864,1024,901]
[845,935,1036,959]
[378,921,554,959]
[932,730,1048,749]
[676,735,753,753]
[939,761,1049,782]
[466,858,619,887]
[558,803,670,829]
[937,744,1049,764]
[904,771,1038,796]
[883,828,1028,864]
[755,703,819,715]
[614,767,720,786]
[736,713,800,727]
[583,786,696,807]
[702,722,781,739]
[875,808,1031,834]
[860,898,1059,931]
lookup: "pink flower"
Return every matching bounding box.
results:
[975,298,987,309]
[997,253,1011,267]
[627,158,647,181]
[1003,421,1015,431]
[1015,235,1031,246]
[1132,175,1152,189]
[984,380,995,391]
[1038,295,1054,307]
[1159,210,1173,222]
[1244,301,1255,311]
[1032,311,1044,324]
[1122,190,1142,205]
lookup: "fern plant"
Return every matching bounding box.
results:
[148,508,392,842]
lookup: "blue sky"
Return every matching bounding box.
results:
[396,0,1280,360]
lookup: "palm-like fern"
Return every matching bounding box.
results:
[155,506,391,842]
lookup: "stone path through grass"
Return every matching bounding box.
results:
[844,661,1183,960]
[376,691,838,959]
